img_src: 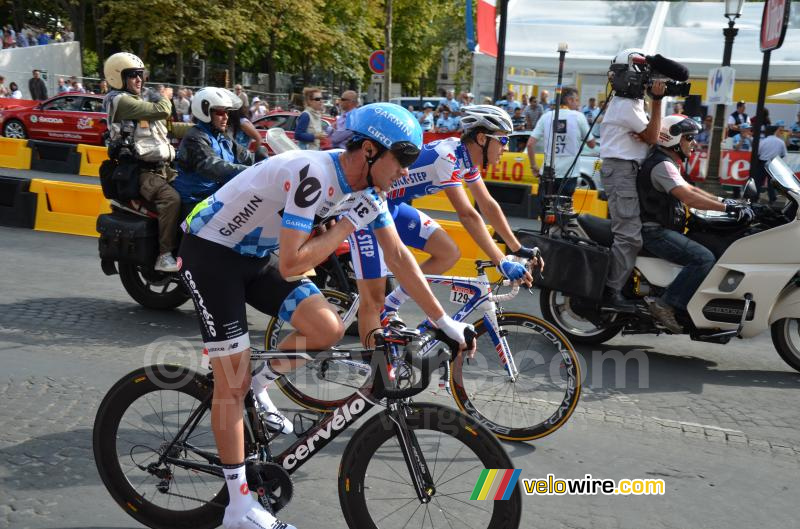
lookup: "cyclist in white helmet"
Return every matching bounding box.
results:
[350,104,543,348]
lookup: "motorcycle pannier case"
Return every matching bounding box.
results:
[516,229,611,301]
[97,212,158,267]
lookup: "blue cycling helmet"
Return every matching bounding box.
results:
[346,103,422,169]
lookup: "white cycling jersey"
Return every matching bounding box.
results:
[183,149,392,257]
[386,137,481,204]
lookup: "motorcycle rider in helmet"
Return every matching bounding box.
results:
[638,114,754,332]
[103,52,181,272]
[173,87,267,218]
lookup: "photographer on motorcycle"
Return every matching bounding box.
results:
[173,87,267,217]
[638,114,754,332]
[103,52,180,273]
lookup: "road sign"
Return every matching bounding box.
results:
[371,74,384,83]
[368,50,385,74]
[706,66,735,105]
[760,0,791,52]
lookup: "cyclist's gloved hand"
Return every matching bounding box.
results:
[344,188,384,231]
[497,256,527,281]
[721,198,740,208]
[435,314,476,357]
[512,246,537,259]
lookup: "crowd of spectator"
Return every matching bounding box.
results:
[2,23,73,49]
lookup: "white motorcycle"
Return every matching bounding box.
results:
[526,156,800,372]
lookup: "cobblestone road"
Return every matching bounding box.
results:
[1,227,798,529]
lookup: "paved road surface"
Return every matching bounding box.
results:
[0,226,798,529]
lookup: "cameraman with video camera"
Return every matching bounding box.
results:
[599,49,667,312]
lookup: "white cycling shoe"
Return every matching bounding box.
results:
[255,389,293,435]
[223,500,296,529]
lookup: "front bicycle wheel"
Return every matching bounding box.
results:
[93,365,226,529]
[266,289,368,413]
[339,403,521,529]
[450,312,581,442]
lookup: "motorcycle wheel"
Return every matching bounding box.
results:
[540,288,621,345]
[118,262,190,310]
[770,318,800,373]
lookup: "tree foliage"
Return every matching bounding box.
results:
[5,0,473,93]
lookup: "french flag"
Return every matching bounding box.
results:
[476,0,498,58]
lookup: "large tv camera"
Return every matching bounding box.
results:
[609,53,691,99]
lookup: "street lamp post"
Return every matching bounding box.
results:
[705,0,744,194]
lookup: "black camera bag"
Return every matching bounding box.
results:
[516,229,610,301]
[97,211,158,267]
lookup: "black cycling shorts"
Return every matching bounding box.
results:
[178,234,320,357]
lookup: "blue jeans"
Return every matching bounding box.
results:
[641,226,716,311]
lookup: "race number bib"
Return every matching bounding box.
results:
[450,285,472,305]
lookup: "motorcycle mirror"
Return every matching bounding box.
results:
[742,178,759,202]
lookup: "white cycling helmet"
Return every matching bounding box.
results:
[191,87,242,123]
[658,114,700,149]
[104,52,145,90]
[460,105,514,134]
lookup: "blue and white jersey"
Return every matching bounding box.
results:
[386,137,481,205]
[183,149,392,257]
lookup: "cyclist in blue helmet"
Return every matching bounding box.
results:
[176,101,475,529]
[344,102,423,190]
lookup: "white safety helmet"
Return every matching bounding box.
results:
[658,114,700,160]
[460,105,514,134]
[104,52,145,90]
[191,87,242,123]
[611,48,647,71]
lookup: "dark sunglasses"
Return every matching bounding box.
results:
[212,108,229,117]
[311,97,324,101]
[485,133,510,146]
[682,134,696,142]
[125,70,145,80]
[389,142,421,169]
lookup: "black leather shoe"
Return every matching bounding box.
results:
[602,288,637,313]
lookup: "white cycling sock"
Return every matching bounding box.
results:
[223,464,251,514]
[384,286,410,312]
[251,361,281,393]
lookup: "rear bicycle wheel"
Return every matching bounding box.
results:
[338,403,522,529]
[265,289,367,412]
[93,365,225,529]
[450,312,581,442]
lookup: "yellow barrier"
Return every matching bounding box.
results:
[410,219,503,280]
[0,137,32,170]
[29,179,110,237]
[76,144,109,177]
[572,189,608,218]
[411,185,474,213]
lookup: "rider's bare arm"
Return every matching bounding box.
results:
[278,222,356,279]
[444,185,505,265]
[374,225,446,321]
[635,81,665,145]
[670,185,726,212]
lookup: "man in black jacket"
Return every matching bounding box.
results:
[28,70,48,100]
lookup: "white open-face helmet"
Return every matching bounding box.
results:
[611,48,647,72]
[191,87,242,123]
[658,114,700,149]
[460,105,514,134]
[104,52,145,90]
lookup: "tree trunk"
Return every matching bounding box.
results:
[228,47,236,88]
[71,0,87,47]
[176,50,184,86]
[383,0,392,102]
[92,1,105,63]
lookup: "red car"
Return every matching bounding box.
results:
[0,93,108,145]
[253,110,335,152]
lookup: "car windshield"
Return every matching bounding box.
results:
[767,157,800,194]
